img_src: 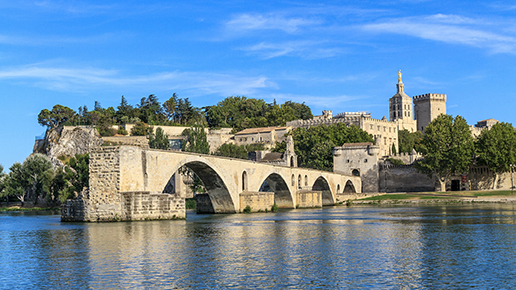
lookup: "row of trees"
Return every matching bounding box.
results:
[38,95,313,136]
[0,154,89,206]
[414,114,516,191]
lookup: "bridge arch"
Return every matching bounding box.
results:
[312,176,335,206]
[164,158,237,214]
[343,180,356,193]
[259,173,294,208]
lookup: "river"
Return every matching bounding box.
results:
[1,204,516,289]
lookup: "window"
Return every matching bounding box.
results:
[242,171,248,191]
[305,175,308,186]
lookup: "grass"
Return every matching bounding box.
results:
[0,206,60,212]
[359,190,516,202]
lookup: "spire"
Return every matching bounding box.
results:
[396,70,405,95]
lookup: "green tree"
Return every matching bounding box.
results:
[149,127,171,150]
[207,96,268,130]
[476,122,516,189]
[265,104,297,126]
[38,105,76,129]
[4,163,26,206]
[415,114,474,191]
[4,154,54,206]
[50,154,89,202]
[274,123,373,171]
[214,143,265,159]
[138,94,166,124]
[163,94,178,123]
[398,129,424,153]
[131,122,150,136]
[182,124,210,154]
[0,165,7,204]
[283,101,313,120]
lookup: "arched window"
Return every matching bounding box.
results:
[290,156,295,167]
[242,171,248,191]
[304,175,308,186]
[337,184,341,193]
[352,169,360,177]
[291,174,295,186]
[298,175,302,189]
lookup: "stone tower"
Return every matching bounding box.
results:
[389,70,417,133]
[413,93,447,132]
[389,70,414,123]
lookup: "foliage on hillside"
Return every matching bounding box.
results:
[274,123,374,171]
[214,143,265,159]
[38,95,313,135]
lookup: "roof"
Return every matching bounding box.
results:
[258,152,284,162]
[340,142,374,147]
[235,126,290,135]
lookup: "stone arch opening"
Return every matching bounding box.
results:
[312,177,334,206]
[259,173,294,208]
[163,161,235,214]
[337,184,341,193]
[242,171,248,191]
[290,156,294,167]
[352,169,360,177]
[343,180,356,194]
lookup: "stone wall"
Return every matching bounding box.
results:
[239,191,274,212]
[379,164,435,193]
[296,191,322,208]
[121,192,185,220]
[102,136,149,148]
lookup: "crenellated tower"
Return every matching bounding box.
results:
[413,93,447,132]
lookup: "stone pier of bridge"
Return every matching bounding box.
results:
[62,146,361,222]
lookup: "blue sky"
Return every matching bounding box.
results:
[1,0,516,168]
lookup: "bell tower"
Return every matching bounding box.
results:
[389,70,414,123]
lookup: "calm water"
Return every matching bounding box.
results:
[1,204,516,289]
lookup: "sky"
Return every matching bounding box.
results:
[1,0,516,169]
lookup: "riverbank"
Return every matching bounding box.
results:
[0,203,60,212]
[350,190,516,205]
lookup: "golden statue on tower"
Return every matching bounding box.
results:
[398,70,402,83]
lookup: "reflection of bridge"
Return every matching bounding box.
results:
[62,146,361,222]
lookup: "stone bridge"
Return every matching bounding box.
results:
[62,146,361,222]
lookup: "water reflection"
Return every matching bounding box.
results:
[2,204,516,288]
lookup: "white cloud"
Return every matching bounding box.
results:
[225,13,319,34]
[361,15,516,53]
[240,41,343,59]
[0,64,274,97]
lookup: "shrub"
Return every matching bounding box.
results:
[243,205,252,213]
[387,158,404,165]
[185,198,196,209]
[131,122,150,136]
[271,203,278,212]
[117,126,128,135]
